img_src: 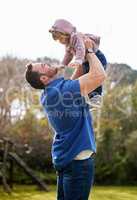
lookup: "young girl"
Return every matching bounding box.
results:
[49,19,107,109]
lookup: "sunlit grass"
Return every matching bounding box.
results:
[0,185,137,200]
[90,186,137,200]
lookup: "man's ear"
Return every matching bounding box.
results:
[40,75,49,84]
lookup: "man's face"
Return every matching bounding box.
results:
[32,63,50,74]
[31,63,57,78]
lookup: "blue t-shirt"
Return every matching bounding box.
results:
[41,77,96,168]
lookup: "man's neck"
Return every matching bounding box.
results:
[55,68,65,79]
[48,68,65,84]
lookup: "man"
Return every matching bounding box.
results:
[25,39,106,200]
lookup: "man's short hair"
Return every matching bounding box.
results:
[25,64,45,89]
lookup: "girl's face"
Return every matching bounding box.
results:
[52,31,70,45]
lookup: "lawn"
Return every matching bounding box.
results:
[0,185,137,200]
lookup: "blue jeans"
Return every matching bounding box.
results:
[54,157,95,200]
[83,50,107,98]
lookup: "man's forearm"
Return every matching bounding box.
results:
[87,53,105,75]
[79,53,106,96]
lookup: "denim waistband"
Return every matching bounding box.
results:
[54,153,95,172]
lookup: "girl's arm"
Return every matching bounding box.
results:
[70,65,83,80]
[72,34,85,65]
[70,36,94,79]
[62,49,73,66]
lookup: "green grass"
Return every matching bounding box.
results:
[0,185,137,200]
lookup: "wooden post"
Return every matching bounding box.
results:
[2,139,11,194]
[8,158,14,189]
[8,142,14,189]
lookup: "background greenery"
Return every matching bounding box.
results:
[0,56,137,186]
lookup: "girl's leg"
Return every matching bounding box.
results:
[82,50,107,97]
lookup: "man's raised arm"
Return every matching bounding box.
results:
[78,39,106,96]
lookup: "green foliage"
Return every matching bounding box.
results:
[95,79,137,184]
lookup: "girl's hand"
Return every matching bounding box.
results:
[84,38,95,49]
[68,62,81,68]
